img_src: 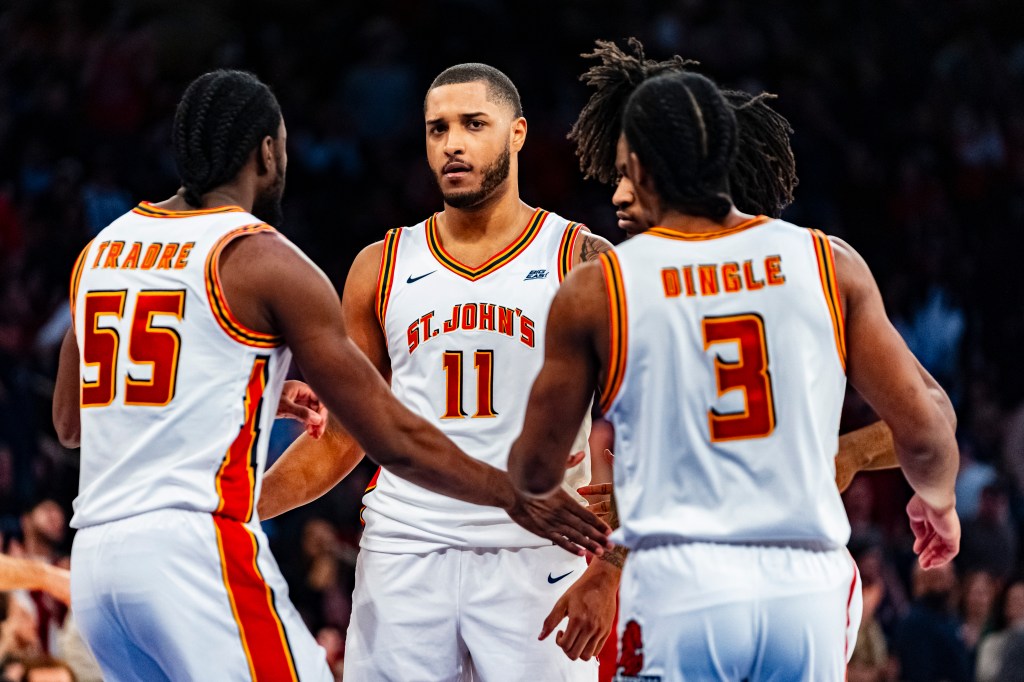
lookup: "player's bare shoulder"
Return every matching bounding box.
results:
[573,228,614,264]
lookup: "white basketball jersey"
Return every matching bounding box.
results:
[362,208,592,552]
[600,217,850,550]
[69,202,291,529]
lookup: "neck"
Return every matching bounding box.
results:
[653,205,755,234]
[154,182,255,213]
[439,176,532,242]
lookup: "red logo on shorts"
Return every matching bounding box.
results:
[617,619,644,676]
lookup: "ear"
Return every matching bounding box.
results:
[256,135,274,176]
[510,116,527,154]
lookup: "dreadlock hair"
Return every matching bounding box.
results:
[623,71,737,220]
[172,70,282,207]
[569,39,797,218]
[427,63,523,118]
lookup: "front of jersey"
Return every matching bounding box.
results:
[363,208,591,552]
[600,217,851,550]
[70,203,291,529]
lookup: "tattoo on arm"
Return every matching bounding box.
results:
[579,234,612,263]
[598,487,629,569]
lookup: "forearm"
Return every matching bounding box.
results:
[595,487,628,570]
[836,421,898,475]
[258,417,364,519]
[0,555,71,604]
[895,415,959,510]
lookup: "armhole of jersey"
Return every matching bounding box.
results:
[69,239,94,330]
[597,250,628,414]
[375,228,402,335]
[810,229,847,372]
[557,222,585,282]
[205,223,284,348]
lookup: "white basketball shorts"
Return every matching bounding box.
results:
[71,508,332,682]
[614,541,861,682]
[344,544,597,681]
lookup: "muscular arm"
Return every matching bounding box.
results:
[832,236,958,510]
[258,243,385,520]
[53,327,81,448]
[574,230,614,264]
[509,263,608,497]
[224,232,519,509]
[0,554,71,605]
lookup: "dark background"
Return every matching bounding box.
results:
[2,1,1023,679]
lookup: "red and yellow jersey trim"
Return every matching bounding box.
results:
[132,201,246,219]
[557,222,585,282]
[647,215,770,242]
[359,466,382,527]
[214,356,268,523]
[426,208,548,281]
[598,251,628,413]
[68,239,94,326]
[810,229,846,371]
[376,228,402,331]
[213,517,299,682]
[205,224,284,348]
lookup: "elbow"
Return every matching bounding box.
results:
[508,451,560,499]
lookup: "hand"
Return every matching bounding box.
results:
[506,487,612,557]
[540,561,619,661]
[277,380,327,439]
[578,482,613,521]
[906,493,960,569]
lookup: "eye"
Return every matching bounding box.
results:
[467,120,485,130]
[429,123,447,135]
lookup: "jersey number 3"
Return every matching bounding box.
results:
[81,290,185,408]
[702,313,776,441]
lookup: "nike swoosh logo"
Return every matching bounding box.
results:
[406,271,436,284]
[547,570,573,584]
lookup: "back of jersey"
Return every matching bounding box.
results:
[601,217,850,550]
[70,203,292,529]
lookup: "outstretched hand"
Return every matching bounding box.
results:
[277,380,328,439]
[907,493,960,569]
[507,487,612,556]
[539,562,619,661]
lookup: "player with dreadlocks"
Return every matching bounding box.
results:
[53,69,609,681]
[509,65,960,680]
[529,40,950,667]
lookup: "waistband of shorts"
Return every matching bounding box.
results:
[629,534,842,553]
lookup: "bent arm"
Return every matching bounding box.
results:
[833,236,958,510]
[53,327,81,448]
[509,264,605,497]
[228,232,516,510]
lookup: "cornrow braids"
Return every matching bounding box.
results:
[569,39,798,218]
[623,71,737,220]
[172,70,282,207]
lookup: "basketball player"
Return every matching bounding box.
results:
[51,70,608,682]
[256,63,615,681]
[537,39,955,664]
[509,71,959,681]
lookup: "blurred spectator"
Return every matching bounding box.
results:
[958,482,1019,582]
[958,570,997,661]
[892,563,971,682]
[976,580,1024,682]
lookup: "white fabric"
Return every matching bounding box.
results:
[71,207,290,529]
[363,208,591,553]
[605,220,850,550]
[616,542,861,681]
[71,509,331,682]
[345,545,595,682]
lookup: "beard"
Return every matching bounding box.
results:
[437,144,511,209]
[253,157,286,226]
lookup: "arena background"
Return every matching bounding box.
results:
[1,1,1023,680]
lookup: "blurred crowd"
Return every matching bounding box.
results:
[1,0,1023,680]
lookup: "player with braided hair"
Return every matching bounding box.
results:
[509,69,960,680]
[53,69,609,681]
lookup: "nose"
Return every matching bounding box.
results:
[612,181,633,208]
[444,128,466,156]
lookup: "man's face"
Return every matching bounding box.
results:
[425,81,518,209]
[611,134,648,238]
[253,118,287,225]
[24,500,65,546]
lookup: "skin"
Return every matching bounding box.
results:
[53,114,610,555]
[508,131,960,657]
[258,80,615,558]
